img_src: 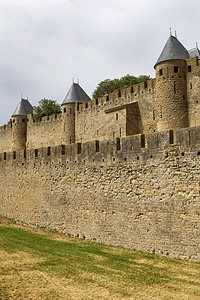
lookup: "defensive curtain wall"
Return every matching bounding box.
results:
[0,127,200,262]
[1,54,200,153]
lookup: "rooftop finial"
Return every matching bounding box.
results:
[21,94,22,100]
[72,77,74,83]
[77,79,79,85]
[175,30,177,38]
[170,27,172,36]
[196,42,198,49]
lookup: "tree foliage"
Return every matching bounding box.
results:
[92,74,151,99]
[33,99,61,119]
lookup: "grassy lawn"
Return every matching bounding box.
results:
[0,216,200,300]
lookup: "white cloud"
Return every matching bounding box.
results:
[0,0,200,124]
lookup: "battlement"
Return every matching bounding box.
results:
[78,78,156,116]
[1,126,200,166]
[27,112,62,124]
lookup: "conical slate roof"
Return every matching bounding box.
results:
[155,35,189,67]
[12,98,33,117]
[62,82,91,105]
[188,46,200,59]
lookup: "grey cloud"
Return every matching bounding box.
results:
[1,0,200,124]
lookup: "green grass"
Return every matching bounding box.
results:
[0,222,200,299]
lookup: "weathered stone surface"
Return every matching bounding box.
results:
[0,129,199,262]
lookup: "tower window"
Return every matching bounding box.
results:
[47,147,51,156]
[35,149,38,158]
[116,113,118,120]
[153,110,155,120]
[96,140,99,152]
[22,119,25,123]
[188,65,192,72]
[64,108,66,113]
[190,83,192,89]
[159,69,163,76]
[174,66,178,73]
[174,81,176,94]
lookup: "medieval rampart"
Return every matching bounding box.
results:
[0,127,199,261]
[0,123,12,153]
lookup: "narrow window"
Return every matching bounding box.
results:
[116,138,121,150]
[118,90,121,97]
[159,69,163,76]
[116,113,118,121]
[70,137,72,144]
[169,130,174,144]
[35,149,38,157]
[106,95,109,102]
[64,108,66,113]
[188,65,192,72]
[62,145,65,155]
[13,151,16,159]
[96,99,98,105]
[174,81,176,94]
[4,152,6,160]
[22,119,25,123]
[153,110,155,120]
[95,140,99,152]
[77,143,81,154]
[97,129,99,136]
[183,95,185,100]
[120,128,122,137]
[47,147,51,156]
[85,103,88,108]
[131,86,134,93]
[141,134,145,148]
[144,81,147,88]
[190,83,192,89]
[174,66,178,73]
[24,150,26,159]
[13,119,15,124]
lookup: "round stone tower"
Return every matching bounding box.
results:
[62,81,91,144]
[12,97,33,151]
[155,34,189,131]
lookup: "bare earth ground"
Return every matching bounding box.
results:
[0,217,200,300]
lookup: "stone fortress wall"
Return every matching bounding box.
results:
[0,53,200,152]
[0,127,200,261]
[0,34,200,261]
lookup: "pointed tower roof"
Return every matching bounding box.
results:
[188,43,200,59]
[155,35,189,68]
[62,82,91,105]
[12,98,33,117]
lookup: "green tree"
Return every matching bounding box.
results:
[92,74,151,99]
[33,99,61,119]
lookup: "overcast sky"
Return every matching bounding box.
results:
[0,0,200,124]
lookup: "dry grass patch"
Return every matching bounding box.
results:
[0,216,200,300]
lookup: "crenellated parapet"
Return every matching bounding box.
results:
[1,126,200,167]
